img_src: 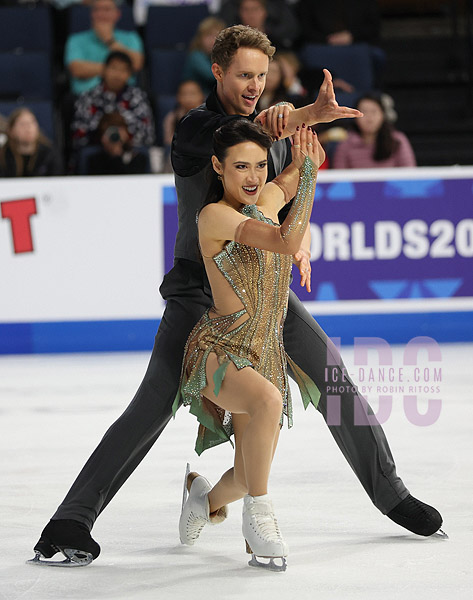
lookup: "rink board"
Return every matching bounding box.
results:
[1,168,472,354]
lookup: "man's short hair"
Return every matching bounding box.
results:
[211,25,275,72]
[105,51,133,71]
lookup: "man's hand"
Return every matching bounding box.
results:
[293,248,311,293]
[309,69,362,124]
[255,102,295,139]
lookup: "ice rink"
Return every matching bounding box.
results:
[1,343,472,600]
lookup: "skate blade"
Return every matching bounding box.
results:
[27,549,93,567]
[433,528,449,540]
[181,462,191,512]
[248,554,287,572]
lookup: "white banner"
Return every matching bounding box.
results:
[0,175,170,322]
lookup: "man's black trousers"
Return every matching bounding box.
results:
[53,261,408,529]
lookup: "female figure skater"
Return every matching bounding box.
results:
[173,118,324,571]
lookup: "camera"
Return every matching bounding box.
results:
[105,126,121,143]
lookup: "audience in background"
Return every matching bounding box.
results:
[256,56,298,111]
[296,0,380,46]
[71,51,155,151]
[65,0,144,95]
[0,108,62,178]
[332,93,416,169]
[162,79,205,171]
[295,0,385,87]
[181,16,226,95]
[277,50,355,105]
[219,0,299,49]
[85,111,150,175]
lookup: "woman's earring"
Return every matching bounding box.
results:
[218,175,222,181]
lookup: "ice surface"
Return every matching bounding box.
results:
[0,344,471,600]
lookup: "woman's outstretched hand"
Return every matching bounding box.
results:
[291,124,325,170]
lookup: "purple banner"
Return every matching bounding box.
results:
[163,176,473,302]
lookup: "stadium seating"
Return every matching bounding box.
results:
[299,44,374,93]
[145,4,209,50]
[0,53,52,100]
[153,93,177,146]
[149,49,187,96]
[0,5,52,54]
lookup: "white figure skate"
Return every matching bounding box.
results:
[242,494,288,572]
[179,463,228,545]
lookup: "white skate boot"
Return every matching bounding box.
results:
[242,494,288,572]
[179,463,228,545]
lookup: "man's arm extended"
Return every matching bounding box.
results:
[256,69,362,138]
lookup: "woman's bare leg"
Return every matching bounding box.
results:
[202,354,282,510]
[208,414,281,512]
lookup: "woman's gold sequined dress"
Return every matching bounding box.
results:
[173,203,320,455]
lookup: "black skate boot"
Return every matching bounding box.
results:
[387,495,447,538]
[28,519,101,567]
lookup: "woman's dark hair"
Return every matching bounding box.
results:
[202,118,273,208]
[353,93,399,162]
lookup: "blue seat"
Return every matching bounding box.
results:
[154,93,177,146]
[0,5,52,53]
[0,100,55,140]
[68,3,136,33]
[145,4,209,50]
[149,49,187,96]
[0,53,52,100]
[299,44,374,93]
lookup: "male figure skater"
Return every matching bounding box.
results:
[31,25,443,567]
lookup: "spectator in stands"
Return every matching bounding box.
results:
[0,108,62,178]
[296,0,380,46]
[85,111,150,175]
[71,51,155,151]
[256,56,298,111]
[182,16,226,96]
[162,79,205,171]
[332,93,417,169]
[218,0,299,49]
[65,0,144,95]
[277,50,355,105]
[295,0,385,87]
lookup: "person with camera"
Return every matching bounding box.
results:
[71,50,154,155]
[85,112,149,175]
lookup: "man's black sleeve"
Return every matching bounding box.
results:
[171,108,242,178]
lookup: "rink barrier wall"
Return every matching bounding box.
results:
[1,168,472,354]
[1,311,472,355]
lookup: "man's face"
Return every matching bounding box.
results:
[212,47,269,116]
[103,59,131,92]
[91,0,120,27]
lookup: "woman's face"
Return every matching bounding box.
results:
[10,111,39,145]
[214,141,268,207]
[356,99,385,136]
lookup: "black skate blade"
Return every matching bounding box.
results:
[27,548,93,567]
[248,554,287,572]
[433,528,449,540]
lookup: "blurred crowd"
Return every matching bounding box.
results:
[0,0,416,178]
